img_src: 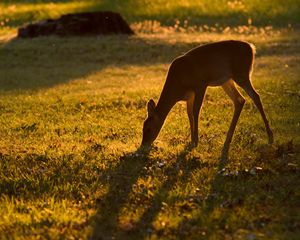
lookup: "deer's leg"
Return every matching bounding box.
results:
[192,88,207,147]
[239,79,274,144]
[186,91,196,144]
[221,80,245,161]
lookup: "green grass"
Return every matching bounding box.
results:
[0,26,299,239]
[1,0,300,36]
[0,0,300,239]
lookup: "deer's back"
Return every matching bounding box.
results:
[169,40,255,87]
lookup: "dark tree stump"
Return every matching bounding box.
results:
[18,11,134,38]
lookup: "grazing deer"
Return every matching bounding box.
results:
[141,40,273,160]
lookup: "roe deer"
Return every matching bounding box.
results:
[141,40,273,160]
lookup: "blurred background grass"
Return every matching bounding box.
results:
[1,0,299,35]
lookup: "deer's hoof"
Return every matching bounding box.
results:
[190,142,198,148]
[268,134,274,145]
[220,146,229,164]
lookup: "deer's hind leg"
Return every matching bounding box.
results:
[237,78,274,144]
[221,80,246,162]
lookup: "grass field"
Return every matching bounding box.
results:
[1,0,300,36]
[0,1,300,239]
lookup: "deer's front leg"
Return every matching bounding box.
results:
[186,91,195,145]
[191,88,206,147]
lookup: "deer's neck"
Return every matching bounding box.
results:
[155,84,177,122]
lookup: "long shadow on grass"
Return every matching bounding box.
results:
[131,145,208,239]
[0,36,198,91]
[90,147,151,239]
[90,144,208,239]
[174,143,300,238]
[1,34,297,91]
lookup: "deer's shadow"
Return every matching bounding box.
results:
[90,144,209,239]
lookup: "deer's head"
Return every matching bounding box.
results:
[141,99,162,146]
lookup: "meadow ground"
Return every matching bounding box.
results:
[1,0,300,36]
[0,1,300,239]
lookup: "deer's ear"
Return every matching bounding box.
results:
[147,99,156,116]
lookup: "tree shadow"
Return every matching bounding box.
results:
[0,35,198,91]
[0,31,296,92]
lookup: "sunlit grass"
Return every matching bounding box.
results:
[0,0,299,37]
[0,28,299,238]
[0,1,299,239]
